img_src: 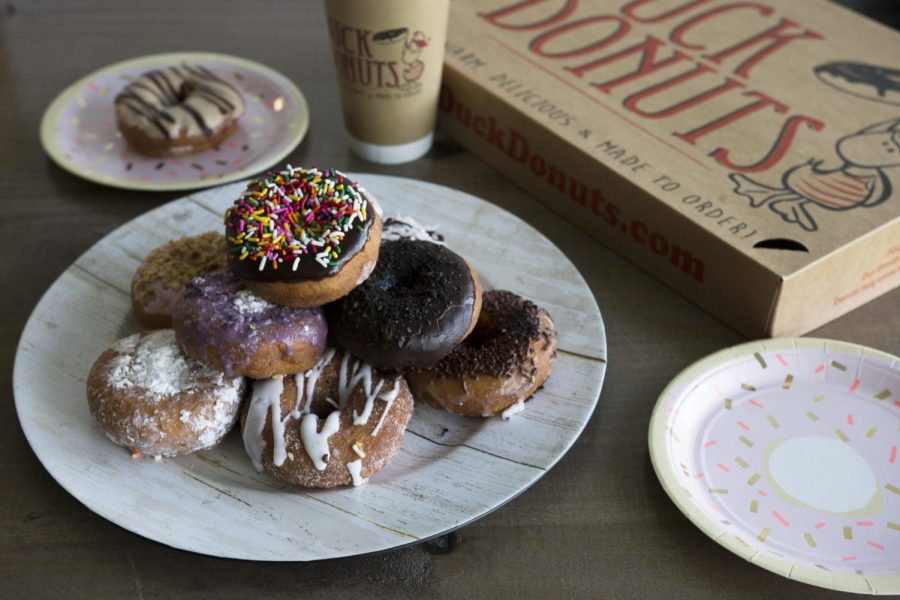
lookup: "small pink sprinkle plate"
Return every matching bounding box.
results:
[39,52,309,191]
[650,338,900,594]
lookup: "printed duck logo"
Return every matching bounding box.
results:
[732,61,900,232]
[373,28,429,89]
[730,117,900,232]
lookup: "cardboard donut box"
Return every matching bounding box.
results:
[438,0,900,337]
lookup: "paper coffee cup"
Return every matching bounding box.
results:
[325,0,450,164]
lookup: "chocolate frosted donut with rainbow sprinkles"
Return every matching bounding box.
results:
[225,166,382,307]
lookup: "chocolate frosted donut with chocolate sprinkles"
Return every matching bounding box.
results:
[406,290,558,418]
[326,240,482,370]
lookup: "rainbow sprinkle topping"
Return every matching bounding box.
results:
[225,166,368,271]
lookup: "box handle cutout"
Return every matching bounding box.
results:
[753,238,809,252]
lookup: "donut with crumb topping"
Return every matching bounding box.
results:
[131,231,226,328]
[405,290,557,418]
[87,329,246,458]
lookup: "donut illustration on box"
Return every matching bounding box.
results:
[814,62,900,108]
[730,117,900,232]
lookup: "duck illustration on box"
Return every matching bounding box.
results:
[730,117,900,232]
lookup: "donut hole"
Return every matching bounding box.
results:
[169,81,195,106]
[376,266,438,299]
[307,396,338,419]
[462,313,500,350]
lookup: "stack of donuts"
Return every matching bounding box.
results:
[87,166,558,488]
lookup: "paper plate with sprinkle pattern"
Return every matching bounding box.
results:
[39,52,309,191]
[650,338,900,594]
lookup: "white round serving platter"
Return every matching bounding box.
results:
[39,52,309,191]
[14,174,607,561]
[649,338,900,594]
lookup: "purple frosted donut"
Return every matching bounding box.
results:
[172,270,327,378]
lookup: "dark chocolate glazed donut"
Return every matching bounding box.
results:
[326,240,482,370]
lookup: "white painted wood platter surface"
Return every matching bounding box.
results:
[13,174,607,561]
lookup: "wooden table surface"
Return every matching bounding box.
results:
[2,2,898,598]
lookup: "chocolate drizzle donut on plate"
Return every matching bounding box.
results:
[115,64,245,156]
[326,239,482,370]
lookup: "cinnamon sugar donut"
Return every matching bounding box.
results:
[242,348,414,488]
[131,231,226,328]
[172,270,327,378]
[326,240,482,370]
[406,291,558,418]
[115,64,245,157]
[225,167,382,307]
[86,329,246,458]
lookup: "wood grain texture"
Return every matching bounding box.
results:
[1,1,898,598]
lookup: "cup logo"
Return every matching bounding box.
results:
[328,20,431,98]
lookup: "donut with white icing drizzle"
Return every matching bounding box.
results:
[242,348,414,488]
[115,64,245,157]
[86,329,246,458]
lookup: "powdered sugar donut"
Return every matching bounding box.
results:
[242,348,414,488]
[86,329,246,458]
